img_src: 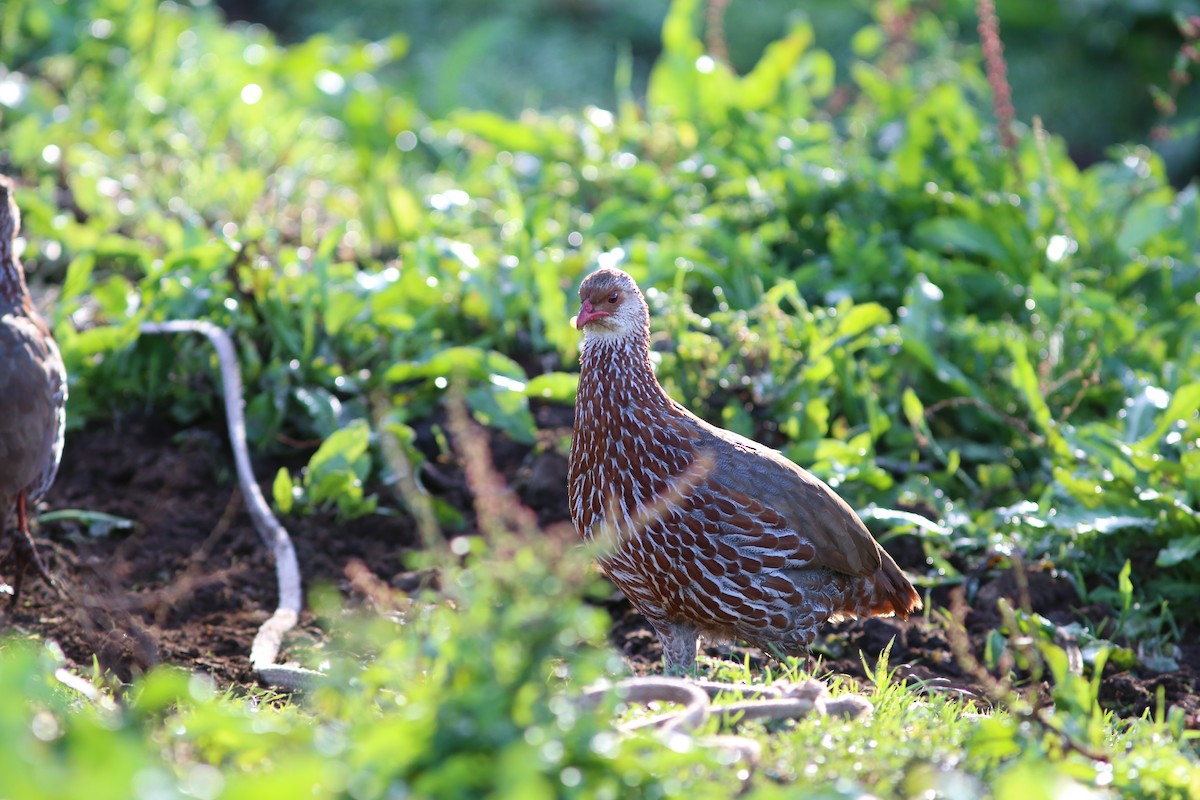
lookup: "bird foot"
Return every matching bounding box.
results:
[0,528,59,605]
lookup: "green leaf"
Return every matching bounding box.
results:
[858,506,950,536]
[967,716,1021,761]
[1157,535,1200,568]
[533,260,576,361]
[385,347,526,386]
[1040,641,1070,685]
[1117,559,1133,613]
[738,23,811,110]
[34,509,135,537]
[68,324,139,358]
[303,419,374,517]
[1044,506,1157,535]
[273,467,294,515]
[524,372,578,404]
[60,252,96,303]
[307,420,371,478]
[646,0,704,119]
[293,386,345,438]
[324,291,364,336]
[1008,340,1070,459]
[834,302,890,342]
[93,275,135,320]
[387,185,424,238]
[913,217,1009,265]
[466,379,536,445]
[1117,195,1174,251]
[1136,381,1200,449]
[902,388,924,427]
[1125,384,1169,443]
[448,109,570,153]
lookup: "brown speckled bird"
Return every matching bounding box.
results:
[567,267,920,672]
[0,176,67,602]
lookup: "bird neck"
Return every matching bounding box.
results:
[578,330,674,413]
[0,252,30,310]
[0,194,32,311]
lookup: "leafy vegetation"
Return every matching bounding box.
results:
[1,0,1198,796]
[232,0,1200,181]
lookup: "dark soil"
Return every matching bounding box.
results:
[4,410,1197,728]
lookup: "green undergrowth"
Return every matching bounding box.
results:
[1,0,1199,795]
[2,534,1198,799]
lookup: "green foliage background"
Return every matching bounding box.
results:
[0,0,1198,796]
[226,0,1200,181]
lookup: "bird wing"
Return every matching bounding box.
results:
[0,313,63,501]
[685,412,883,578]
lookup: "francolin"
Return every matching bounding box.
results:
[567,267,920,672]
[0,176,66,603]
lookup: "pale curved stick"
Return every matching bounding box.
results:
[140,320,323,690]
[579,676,712,734]
[576,675,873,769]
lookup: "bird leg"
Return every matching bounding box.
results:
[760,640,817,675]
[652,621,699,675]
[1,492,57,604]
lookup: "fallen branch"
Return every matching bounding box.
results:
[140,320,322,690]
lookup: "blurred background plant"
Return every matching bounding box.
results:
[215,0,1200,183]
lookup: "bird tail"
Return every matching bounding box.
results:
[868,549,922,619]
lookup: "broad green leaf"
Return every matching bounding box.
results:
[900,337,984,397]
[858,506,950,536]
[466,380,536,445]
[1044,506,1157,535]
[1124,384,1170,443]
[324,291,364,336]
[306,419,371,484]
[913,217,1009,265]
[967,716,1021,760]
[834,302,890,342]
[524,372,578,404]
[387,185,423,238]
[646,0,703,119]
[293,386,345,438]
[61,252,96,303]
[1136,381,1200,449]
[385,347,525,385]
[738,23,811,110]
[1157,535,1200,568]
[67,324,138,358]
[93,275,135,319]
[1117,194,1174,252]
[448,109,570,153]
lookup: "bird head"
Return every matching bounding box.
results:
[573,267,648,338]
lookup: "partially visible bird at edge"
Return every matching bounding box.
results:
[0,175,67,604]
[567,266,921,673]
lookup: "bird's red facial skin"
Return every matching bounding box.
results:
[575,298,611,329]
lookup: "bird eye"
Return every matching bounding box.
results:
[607,292,619,304]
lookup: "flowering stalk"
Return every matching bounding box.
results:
[977,0,1018,158]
